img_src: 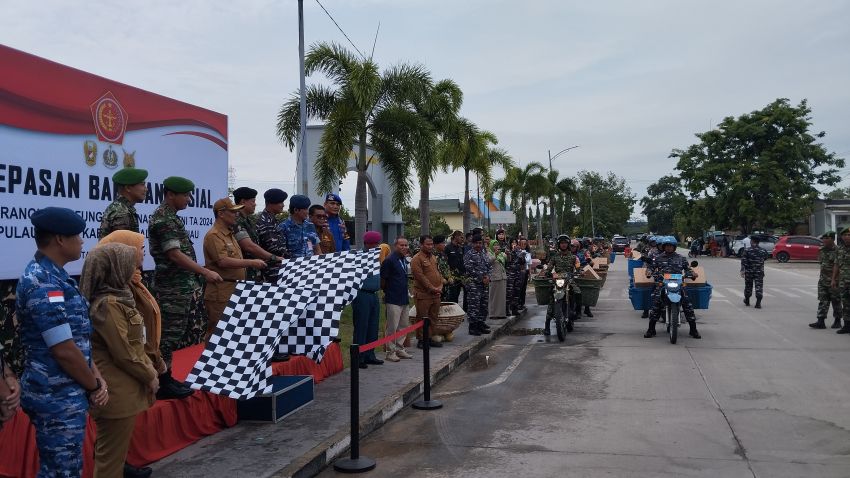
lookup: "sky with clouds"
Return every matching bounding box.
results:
[3,0,849,217]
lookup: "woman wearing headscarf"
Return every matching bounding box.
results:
[487,240,507,320]
[80,243,158,478]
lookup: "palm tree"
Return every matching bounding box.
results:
[493,162,547,238]
[409,79,463,235]
[524,171,552,246]
[277,42,431,244]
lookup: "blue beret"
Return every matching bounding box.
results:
[31,207,86,235]
[324,193,342,204]
[289,194,311,210]
[263,188,288,204]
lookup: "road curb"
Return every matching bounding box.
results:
[275,311,526,478]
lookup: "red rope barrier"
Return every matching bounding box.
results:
[358,320,424,353]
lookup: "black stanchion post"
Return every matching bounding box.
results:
[413,317,443,410]
[333,344,376,473]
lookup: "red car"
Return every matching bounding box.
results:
[772,235,822,262]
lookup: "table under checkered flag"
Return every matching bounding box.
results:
[277,248,381,362]
[184,282,317,399]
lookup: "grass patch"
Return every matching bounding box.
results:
[338,292,390,369]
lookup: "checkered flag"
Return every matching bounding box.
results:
[277,249,380,362]
[185,282,317,399]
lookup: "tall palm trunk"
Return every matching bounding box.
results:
[549,194,558,238]
[535,200,543,247]
[463,167,471,233]
[354,133,369,249]
[521,198,530,238]
[419,178,430,236]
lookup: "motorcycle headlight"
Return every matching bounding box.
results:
[667,282,679,289]
[555,279,566,288]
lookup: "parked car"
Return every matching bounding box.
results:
[772,235,822,262]
[732,234,778,257]
[611,235,630,253]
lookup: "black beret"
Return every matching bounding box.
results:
[289,194,311,210]
[232,187,258,201]
[113,167,148,185]
[263,188,288,204]
[31,207,86,235]
[163,176,194,193]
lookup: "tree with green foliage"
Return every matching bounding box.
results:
[277,42,431,245]
[640,175,687,234]
[573,171,636,237]
[401,205,451,240]
[672,98,845,233]
[493,162,547,238]
[825,186,850,200]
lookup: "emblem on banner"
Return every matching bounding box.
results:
[123,149,136,168]
[90,91,128,144]
[84,140,98,166]
[103,145,119,169]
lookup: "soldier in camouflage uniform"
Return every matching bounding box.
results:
[543,235,581,335]
[98,167,148,238]
[232,187,282,282]
[149,176,222,400]
[505,238,524,317]
[463,235,492,336]
[832,228,850,334]
[740,236,770,309]
[644,236,701,339]
[810,231,842,329]
[256,188,289,283]
[433,235,452,300]
[17,208,108,476]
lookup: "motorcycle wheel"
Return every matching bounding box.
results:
[555,300,566,342]
[669,303,679,344]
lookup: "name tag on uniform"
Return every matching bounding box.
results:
[47,291,64,303]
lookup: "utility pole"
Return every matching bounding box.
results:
[589,184,596,238]
[547,145,580,237]
[297,0,308,195]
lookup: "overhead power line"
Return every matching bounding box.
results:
[314,0,366,60]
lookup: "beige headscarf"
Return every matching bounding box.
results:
[80,243,137,321]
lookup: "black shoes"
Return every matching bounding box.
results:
[156,371,193,400]
[358,362,368,369]
[468,327,482,336]
[584,306,593,318]
[644,320,657,338]
[836,326,850,334]
[640,310,649,319]
[543,318,552,336]
[364,357,384,365]
[743,297,750,306]
[124,463,153,478]
[809,320,826,329]
[754,298,762,309]
[416,339,444,348]
[688,320,701,339]
[832,319,843,329]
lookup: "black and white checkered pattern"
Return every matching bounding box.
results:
[277,249,380,362]
[185,282,317,399]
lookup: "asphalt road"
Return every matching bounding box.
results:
[318,254,850,478]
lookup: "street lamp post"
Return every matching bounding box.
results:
[589,184,596,238]
[547,145,579,237]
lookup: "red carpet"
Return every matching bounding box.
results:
[0,342,342,478]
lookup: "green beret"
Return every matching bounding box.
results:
[821,231,836,239]
[31,207,86,235]
[112,167,148,185]
[163,176,194,193]
[840,227,850,236]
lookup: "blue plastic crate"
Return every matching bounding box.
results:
[686,283,712,310]
[627,259,643,279]
[629,286,652,310]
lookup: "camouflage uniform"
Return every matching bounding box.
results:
[505,248,524,316]
[545,250,580,321]
[98,195,139,237]
[463,248,491,330]
[279,218,319,259]
[17,252,91,477]
[741,246,770,302]
[149,204,203,368]
[435,249,452,301]
[647,251,696,322]
[234,212,262,282]
[835,245,850,329]
[0,279,22,375]
[256,210,287,283]
[816,244,842,324]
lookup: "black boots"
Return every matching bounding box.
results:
[809,319,826,329]
[641,309,649,319]
[543,318,552,335]
[156,370,193,400]
[584,306,593,317]
[644,320,657,338]
[688,319,701,339]
[836,324,850,334]
[754,297,762,309]
[832,318,842,329]
[124,463,153,478]
[743,296,750,306]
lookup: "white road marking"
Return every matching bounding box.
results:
[434,338,535,398]
[792,288,818,298]
[772,289,800,298]
[726,288,745,298]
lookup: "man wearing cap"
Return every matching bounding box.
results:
[98,167,148,238]
[203,198,267,341]
[463,235,492,336]
[811,231,842,329]
[324,193,351,252]
[149,176,222,400]
[411,235,445,349]
[352,232,384,368]
[310,205,335,253]
[832,228,850,334]
[740,235,770,309]
[232,187,282,282]
[279,194,321,258]
[256,188,289,283]
[17,207,109,476]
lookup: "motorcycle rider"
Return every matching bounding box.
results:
[543,235,581,335]
[644,236,701,339]
[571,239,594,318]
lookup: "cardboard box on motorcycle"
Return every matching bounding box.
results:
[634,266,706,287]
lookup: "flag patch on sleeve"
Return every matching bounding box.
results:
[47,291,64,303]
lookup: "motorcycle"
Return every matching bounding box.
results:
[656,262,698,344]
[549,271,582,342]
